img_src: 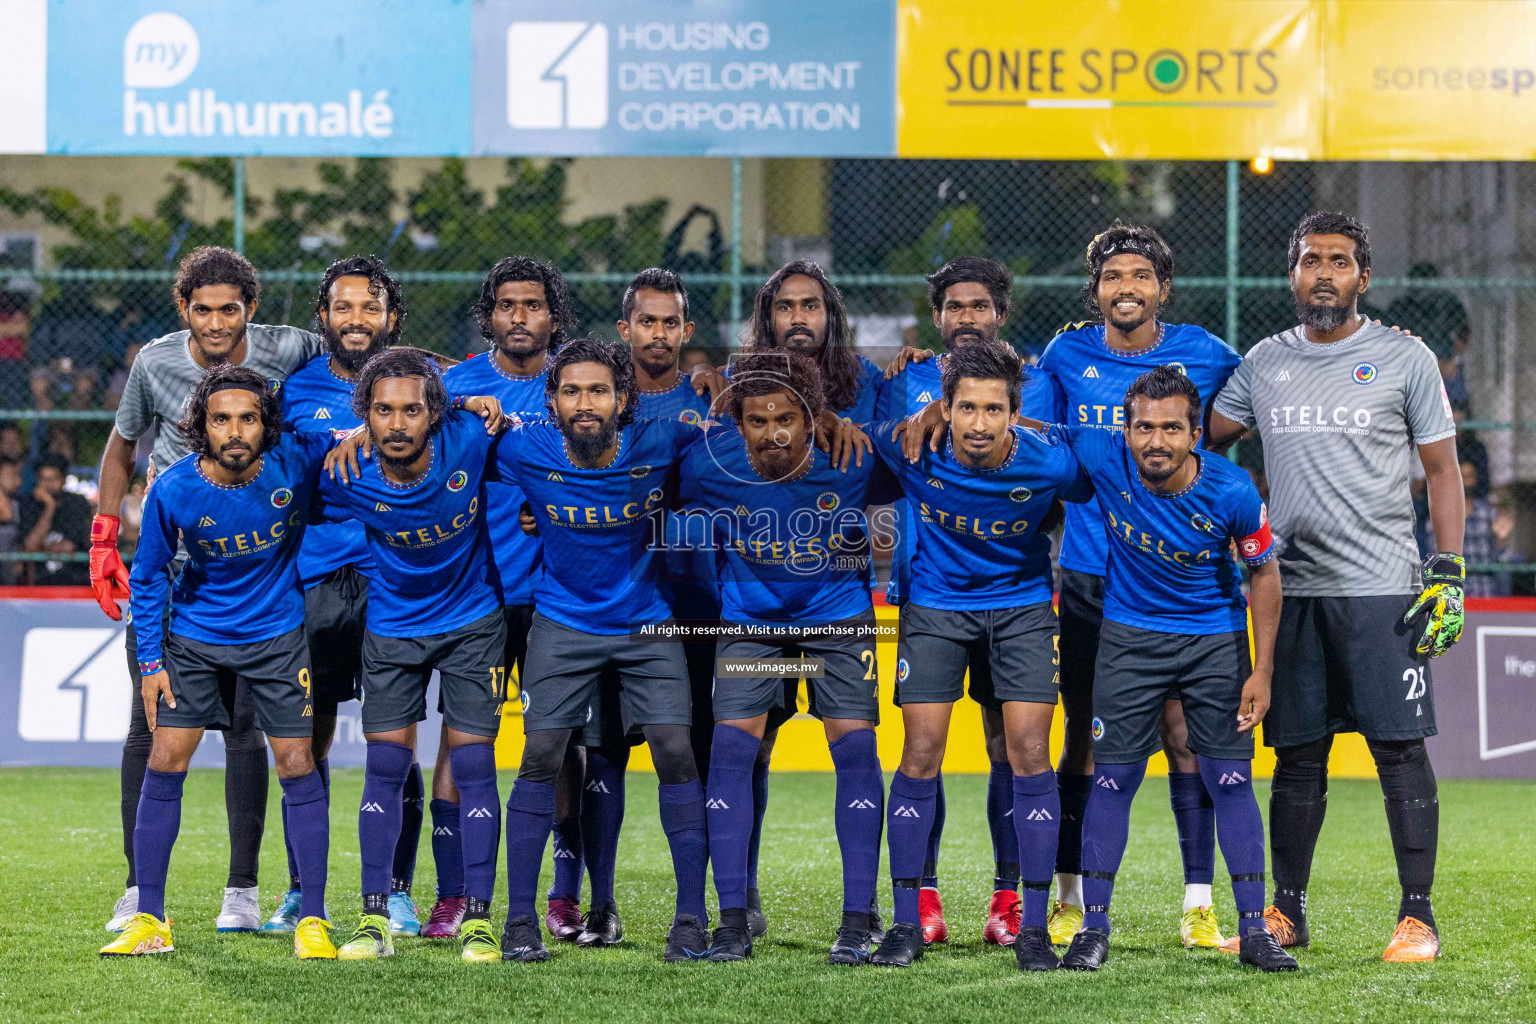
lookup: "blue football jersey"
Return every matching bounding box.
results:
[1050,425,1273,635]
[315,410,501,638]
[633,374,712,425]
[678,429,901,626]
[870,421,1093,610]
[280,355,373,588]
[493,416,703,635]
[1037,322,1241,576]
[874,351,1059,604]
[129,431,331,671]
[443,351,549,606]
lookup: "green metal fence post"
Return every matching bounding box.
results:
[730,156,743,341]
[232,156,246,254]
[1225,159,1239,349]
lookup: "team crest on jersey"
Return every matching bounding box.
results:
[1165,362,1187,377]
[629,464,653,479]
[816,492,839,512]
[1189,511,1219,535]
[679,409,701,426]
[446,470,468,492]
[897,658,910,683]
[270,487,293,508]
[1352,362,1378,385]
[520,691,531,712]
[1091,716,1105,741]
[1008,486,1032,503]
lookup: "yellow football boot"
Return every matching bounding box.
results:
[295,916,337,960]
[1047,900,1083,946]
[100,912,173,957]
[1180,906,1226,948]
[337,913,393,960]
[460,918,500,963]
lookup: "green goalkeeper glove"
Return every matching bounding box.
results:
[1403,552,1465,658]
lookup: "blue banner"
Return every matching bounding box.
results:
[46,0,471,156]
[471,0,896,156]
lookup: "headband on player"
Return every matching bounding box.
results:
[1096,239,1163,268]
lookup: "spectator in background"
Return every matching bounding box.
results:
[0,422,22,462]
[0,456,22,585]
[1452,401,1490,499]
[1456,459,1521,597]
[1387,263,1471,409]
[117,476,146,563]
[105,341,143,412]
[0,290,31,408]
[19,452,91,586]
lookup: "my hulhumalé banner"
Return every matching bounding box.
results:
[895,0,1324,160]
[1325,0,1536,161]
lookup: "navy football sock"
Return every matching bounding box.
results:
[1169,770,1216,887]
[449,744,500,909]
[282,792,300,891]
[133,768,186,921]
[1012,769,1060,929]
[579,748,627,908]
[1080,761,1146,934]
[747,758,769,890]
[706,724,760,911]
[504,779,556,923]
[1197,756,1268,936]
[922,772,945,888]
[428,799,464,898]
[658,779,709,923]
[279,770,329,921]
[390,762,424,894]
[829,730,883,913]
[359,741,414,900]
[548,817,584,902]
[989,762,1021,892]
[887,771,939,925]
[1055,772,1092,876]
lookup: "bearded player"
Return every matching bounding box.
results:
[1207,211,1464,962]
[265,255,427,937]
[1034,226,1241,948]
[102,365,334,960]
[875,256,1059,947]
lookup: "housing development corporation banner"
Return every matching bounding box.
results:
[3,596,1535,778]
[4,2,1536,164]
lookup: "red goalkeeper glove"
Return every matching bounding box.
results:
[89,514,131,621]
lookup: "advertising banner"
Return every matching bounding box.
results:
[6,596,1533,778]
[471,0,896,156]
[895,0,1323,160]
[1325,0,1536,161]
[45,0,471,156]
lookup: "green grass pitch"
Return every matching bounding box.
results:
[1,769,1532,1023]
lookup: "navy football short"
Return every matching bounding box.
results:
[303,566,367,713]
[360,609,507,737]
[1091,619,1253,763]
[159,626,312,738]
[1057,568,1104,703]
[712,610,880,724]
[1265,594,1435,747]
[520,613,692,734]
[895,600,1059,707]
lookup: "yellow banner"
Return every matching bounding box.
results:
[496,604,1382,778]
[897,0,1323,159]
[1326,0,1536,160]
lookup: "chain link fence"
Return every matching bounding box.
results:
[1,155,1533,589]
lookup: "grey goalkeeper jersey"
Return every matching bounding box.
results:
[1211,319,1456,597]
[114,324,323,470]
